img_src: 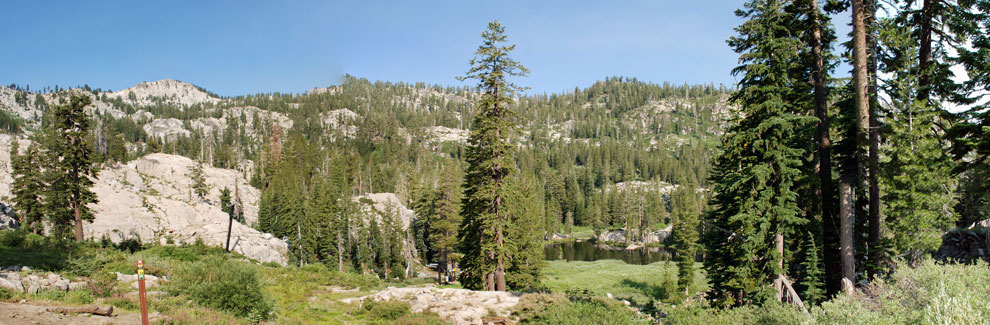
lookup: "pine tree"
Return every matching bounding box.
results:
[704,0,814,306]
[800,231,825,305]
[188,162,209,200]
[505,172,545,290]
[220,186,232,214]
[671,180,700,297]
[43,95,99,241]
[10,141,45,234]
[430,167,462,277]
[878,19,957,264]
[457,20,529,291]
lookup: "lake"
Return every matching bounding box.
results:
[543,240,671,265]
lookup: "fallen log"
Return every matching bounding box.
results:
[47,305,114,316]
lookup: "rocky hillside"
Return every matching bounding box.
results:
[109,79,220,107]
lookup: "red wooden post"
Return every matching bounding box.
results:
[137,260,150,325]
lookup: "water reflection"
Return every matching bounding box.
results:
[544,240,671,265]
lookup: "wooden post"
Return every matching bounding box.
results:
[226,204,234,252]
[137,260,150,325]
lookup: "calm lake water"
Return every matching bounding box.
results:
[543,240,671,265]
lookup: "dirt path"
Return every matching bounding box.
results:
[0,301,152,325]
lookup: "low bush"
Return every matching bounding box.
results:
[814,259,990,324]
[105,296,138,311]
[522,296,648,324]
[166,257,273,320]
[362,300,411,321]
[87,270,118,297]
[0,287,12,301]
[64,290,95,304]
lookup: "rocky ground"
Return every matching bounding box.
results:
[340,286,521,324]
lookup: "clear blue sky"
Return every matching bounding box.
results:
[0,1,847,97]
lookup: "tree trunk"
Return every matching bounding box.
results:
[74,202,84,242]
[337,233,344,272]
[918,0,933,103]
[851,0,871,281]
[496,211,506,291]
[838,174,856,284]
[809,0,841,296]
[773,233,784,302]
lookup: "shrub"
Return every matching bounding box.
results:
[0,287,12,301]
[166,257,273,319]
[363,300,411,321]
[526,297,648,324]
[143,245,200,262]
[65,290,95,304]
[814,260,990,324]
[0,230,26,247]
[105,296,138,311]
[88,270,118,297]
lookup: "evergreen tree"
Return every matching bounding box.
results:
[430,167,462,275]
[188,162,209,200]
[704,0,814,306]
[800,231,825,305]
[43,95,99,241]
[878,19,958,264]
[671,180,701,297]
[505,172,545,290]
[10,141,45,234]
[220,186,232,214]
[457,20,529,291]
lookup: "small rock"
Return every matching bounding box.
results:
[68,282,88,291]
[54,280,70,292]
[606,292,614,299]
[20,266,30,272]
[26,285,39,294]
[622,300,631,306]
[4,266,20,272]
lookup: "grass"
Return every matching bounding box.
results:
[541,259,707,306]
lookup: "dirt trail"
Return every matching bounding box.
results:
[0,301,152,325]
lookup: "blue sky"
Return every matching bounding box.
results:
[0,1,848,97]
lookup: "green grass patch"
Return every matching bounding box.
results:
[541,260,707,306]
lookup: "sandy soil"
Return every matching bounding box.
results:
[0,301,157,325]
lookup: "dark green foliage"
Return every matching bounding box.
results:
[10,141,46,234]
[505,173,546,290]
[671,179,701,297]
[457,20,529,291]
[877,17,958,264]
[704,0,816,306]
[219,186,231,214]
[42,95,99,240]
[799,232,825,305]
[187,162,209,200]
[166,258,273,319]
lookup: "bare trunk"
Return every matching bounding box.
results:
[839,174,856,284]
[337,234,344,272]
[74,202,84,242]
[810,0,841,295]
[918,0,933,103]
[773,234,784,302]
[851,0,870,282]
[495,200,506,291]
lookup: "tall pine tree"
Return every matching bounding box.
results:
[43,95,99,241]
[457,20,529,291]
[704,0,815,306]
